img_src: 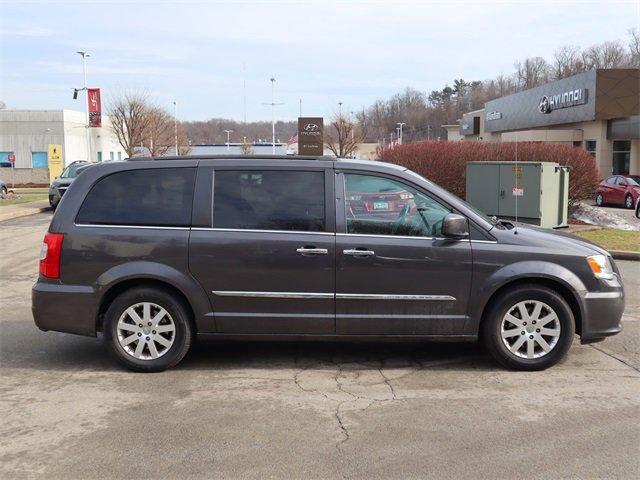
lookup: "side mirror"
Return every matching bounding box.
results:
[442,213,469,238]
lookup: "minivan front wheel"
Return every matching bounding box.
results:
[104,287,193,372]
[482,285,574,370]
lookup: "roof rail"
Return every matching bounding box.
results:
[127,154,338,162]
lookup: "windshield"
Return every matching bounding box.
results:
[60,163,84,179]
[403,168,498,225]
[626,176,640,186]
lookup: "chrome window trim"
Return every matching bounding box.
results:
[212,291,456,301]
[194,227,334,236]
[74,223,190,231]
[337,293,456,301]
[470,239,498,244]
[337,232,437,241]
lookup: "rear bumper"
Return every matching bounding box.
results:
[579,289,624,343]
[32,281,97,337]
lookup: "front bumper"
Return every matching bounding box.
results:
[32,281,97,337]
[48,186,67,206]
[579,288,624,343]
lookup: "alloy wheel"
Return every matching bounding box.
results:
[116,302,176,360]
[626,195,633,208]
[500,300,561,359]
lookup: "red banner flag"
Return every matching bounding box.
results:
[87,88,102,127]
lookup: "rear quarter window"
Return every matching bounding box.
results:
[76,167,196,227]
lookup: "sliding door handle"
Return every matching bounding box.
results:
[296,247,328,255]
[343,248,375,257]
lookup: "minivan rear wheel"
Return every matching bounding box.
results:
[481,285,574,370]
[103,287,193,372]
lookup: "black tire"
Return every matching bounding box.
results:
[625,194,634,209]
[481,284,575,371]
[103,287,193,372]
[595,193,603,206]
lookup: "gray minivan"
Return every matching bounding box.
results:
[32,156,624,372]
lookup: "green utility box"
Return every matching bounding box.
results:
[466,161,569,228]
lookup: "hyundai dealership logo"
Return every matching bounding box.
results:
[304,123,319,132]
[538,88,587,114]
[539,96,551,114]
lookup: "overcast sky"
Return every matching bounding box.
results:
[0,0,637,121]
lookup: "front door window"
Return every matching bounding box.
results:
[344,174,450,237]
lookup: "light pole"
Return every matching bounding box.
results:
[173,101,178,155]
[338,101,343,118]
[262,78,283,155]
[242,63,247,124]
[270,78,276,154]
[223,130,233,151]
[397,122,406,145]
[76,51,91,162]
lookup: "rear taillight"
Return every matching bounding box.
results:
[40,232,64,279]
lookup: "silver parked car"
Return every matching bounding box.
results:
[48,161,88,208]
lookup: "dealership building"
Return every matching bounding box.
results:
[444,69,640,176]
[0,109,125,184]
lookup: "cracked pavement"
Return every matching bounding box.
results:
[1,213,639,479]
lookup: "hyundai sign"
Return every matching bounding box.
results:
[298,117,324,155]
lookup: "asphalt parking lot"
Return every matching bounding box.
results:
[1,212,639,479]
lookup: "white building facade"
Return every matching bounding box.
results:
[0,110,125,184]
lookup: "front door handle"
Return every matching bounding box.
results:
[343,248,375,257]
[296,247,328,255]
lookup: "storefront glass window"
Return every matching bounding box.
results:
[612,140,631,175]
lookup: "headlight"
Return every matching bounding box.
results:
[586,255,614,280]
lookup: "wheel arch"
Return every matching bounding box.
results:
[479,277,583,336]
[94,261,213,334]
[97,278,197,333]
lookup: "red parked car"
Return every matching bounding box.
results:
[595,175,640,209]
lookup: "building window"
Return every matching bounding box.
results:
[584,140,596,157]
[0,152,12,167]
[97,151,102,162]
[110,152,115,160]
[612,140,631,175]
[117,152,122,160]
[31,152,48,169]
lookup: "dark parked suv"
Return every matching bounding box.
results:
[33,156,624,372]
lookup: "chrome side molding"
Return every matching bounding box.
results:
[212,291,456,301]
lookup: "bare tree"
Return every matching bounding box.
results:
[144,107,174,156]
[628,28,640,67]
[0,101,6,110]
[582,41,627,69]
[514,57,550,90]
[108,92,153,157]
[552,45,585,79]
[239,141,255,155]
[325,113,366,158]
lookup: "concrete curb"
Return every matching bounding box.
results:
[0,206,50,223]
[610,250,640,261]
